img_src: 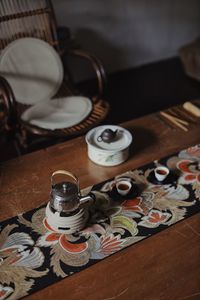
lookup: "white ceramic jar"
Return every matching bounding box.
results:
[85,125,133,166]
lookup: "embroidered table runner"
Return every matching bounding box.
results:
[0,145,200,300]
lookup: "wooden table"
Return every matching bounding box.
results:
[0,104,200,300]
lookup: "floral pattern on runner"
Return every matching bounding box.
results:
[0,144,199,300]
[0,225,48,300]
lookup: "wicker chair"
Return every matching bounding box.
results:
[0,0,109,152]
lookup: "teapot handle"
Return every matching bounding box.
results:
[97,135,103,142]
[51,170,80,193]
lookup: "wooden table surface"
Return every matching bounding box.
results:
[0,104,200,300]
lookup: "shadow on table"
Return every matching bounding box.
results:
[128,126,157,157]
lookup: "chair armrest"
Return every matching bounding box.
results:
[61,48,107,102]
[0,75,18,130]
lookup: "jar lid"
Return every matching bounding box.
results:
[85,125,132,153]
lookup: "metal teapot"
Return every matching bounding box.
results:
[97,128,118,143]
[50,170,95,213]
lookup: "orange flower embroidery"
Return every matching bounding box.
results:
[177,160,200,184]
[148,211,167,223]
[122,197,143,213]
[37,218,88,254]
[138,210,171,228]
[98,234,124,255]
[59,235,88,253]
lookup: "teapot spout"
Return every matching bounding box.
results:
[79,192,96,207]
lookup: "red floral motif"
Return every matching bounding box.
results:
[0,285,13,300]
[177,159,200,184]
[43,218,54,231]
[45,233,60,242]
[148,211,167,223]
[0,291,6,298]
[40,218,88,254]
[98,234,124,255]
[59,235,88,253]
[0,247,22,265]
[122,197,143,213]
[138,210,171,228]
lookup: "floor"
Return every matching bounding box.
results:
[1,56,200,162]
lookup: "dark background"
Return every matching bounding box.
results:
[1,0,200,161]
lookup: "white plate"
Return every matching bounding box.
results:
[21,96,92,130]
[0,38,63,105]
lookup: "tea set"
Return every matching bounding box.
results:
[45,170,136,234]
[46,126,172,234]
[46,166,171,234]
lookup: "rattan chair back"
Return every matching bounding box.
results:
[0,0,58,52]
[0,0,109,151]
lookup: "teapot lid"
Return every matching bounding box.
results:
[85,125,132,153]
[50,170,81,212]
[51,181,78,202]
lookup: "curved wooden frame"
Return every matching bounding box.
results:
[62,48,107,101]
[0,0,109,150]
[0,75,18,130]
